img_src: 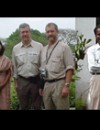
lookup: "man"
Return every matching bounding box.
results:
[0,41,12,110]
[87,24,100,110]
[39,23,74,110]
[12,23,43,110]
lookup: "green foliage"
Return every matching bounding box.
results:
[4,29,20,59]
[75,98,86,110]
[74,34,92,70]
[31,30,48,45]
[75,34,91,61]
[69,81,75,107]
[10,79,19,110]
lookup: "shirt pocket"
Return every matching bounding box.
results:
[50,58,62,73]
[15,53,25,66]
[28,52,39,64]
[95,51,100,64]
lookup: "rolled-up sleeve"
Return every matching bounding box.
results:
[63,45,74,72]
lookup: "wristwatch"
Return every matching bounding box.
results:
[65,82,70,87]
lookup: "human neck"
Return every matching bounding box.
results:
[49,39,57,46]
[23,39,31,46]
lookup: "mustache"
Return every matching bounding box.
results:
[48,35,54,38]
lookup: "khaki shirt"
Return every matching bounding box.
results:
[12,40,43,79]
[40,40,74,80]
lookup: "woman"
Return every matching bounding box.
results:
[0,41,12,110]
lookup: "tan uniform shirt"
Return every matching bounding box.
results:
[40,40,74,80]
[12,40,43,79]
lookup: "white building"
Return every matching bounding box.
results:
[75,18,96,101]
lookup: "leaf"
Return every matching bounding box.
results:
[79,34,83,41]
[86,39,92,44]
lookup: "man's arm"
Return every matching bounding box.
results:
[65,69,73,84]
[61,45,74,97]
[61,69,74,97]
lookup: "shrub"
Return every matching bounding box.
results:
[75,98,86,110]
[69,81,75,107]
[10,79,19,110]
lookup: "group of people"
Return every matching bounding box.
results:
[1,22,100,110]
[0,22,74,110]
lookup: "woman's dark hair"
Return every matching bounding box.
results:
[0,41,5,56]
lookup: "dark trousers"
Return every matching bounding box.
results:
[16,75,42,110]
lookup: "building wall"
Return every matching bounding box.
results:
[75,18,96,101]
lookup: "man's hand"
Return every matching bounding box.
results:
[39,88,44,96]
[61,86,69,97]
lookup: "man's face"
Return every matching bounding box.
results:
[45,25,58,42]
[20,27,31,43]
[96,28,100,43]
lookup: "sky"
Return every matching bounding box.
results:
[0,17,75,38]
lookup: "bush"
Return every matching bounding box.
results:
[69,81,75,107]
[75,98,86,110]
[10,79,19,110]
[10,78,76,109]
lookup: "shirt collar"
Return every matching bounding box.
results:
[20,40,33,48]
[48,39,60,48]
[96,43,100,50]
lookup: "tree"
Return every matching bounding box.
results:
[59,29,77,44]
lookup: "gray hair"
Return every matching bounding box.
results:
[45,23,59,32]
[19,23,31,31]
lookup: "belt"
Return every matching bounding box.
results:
[18,75,39,79]
[45,77,65,83]
[18,75,40,83]
[91,73,100,75]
